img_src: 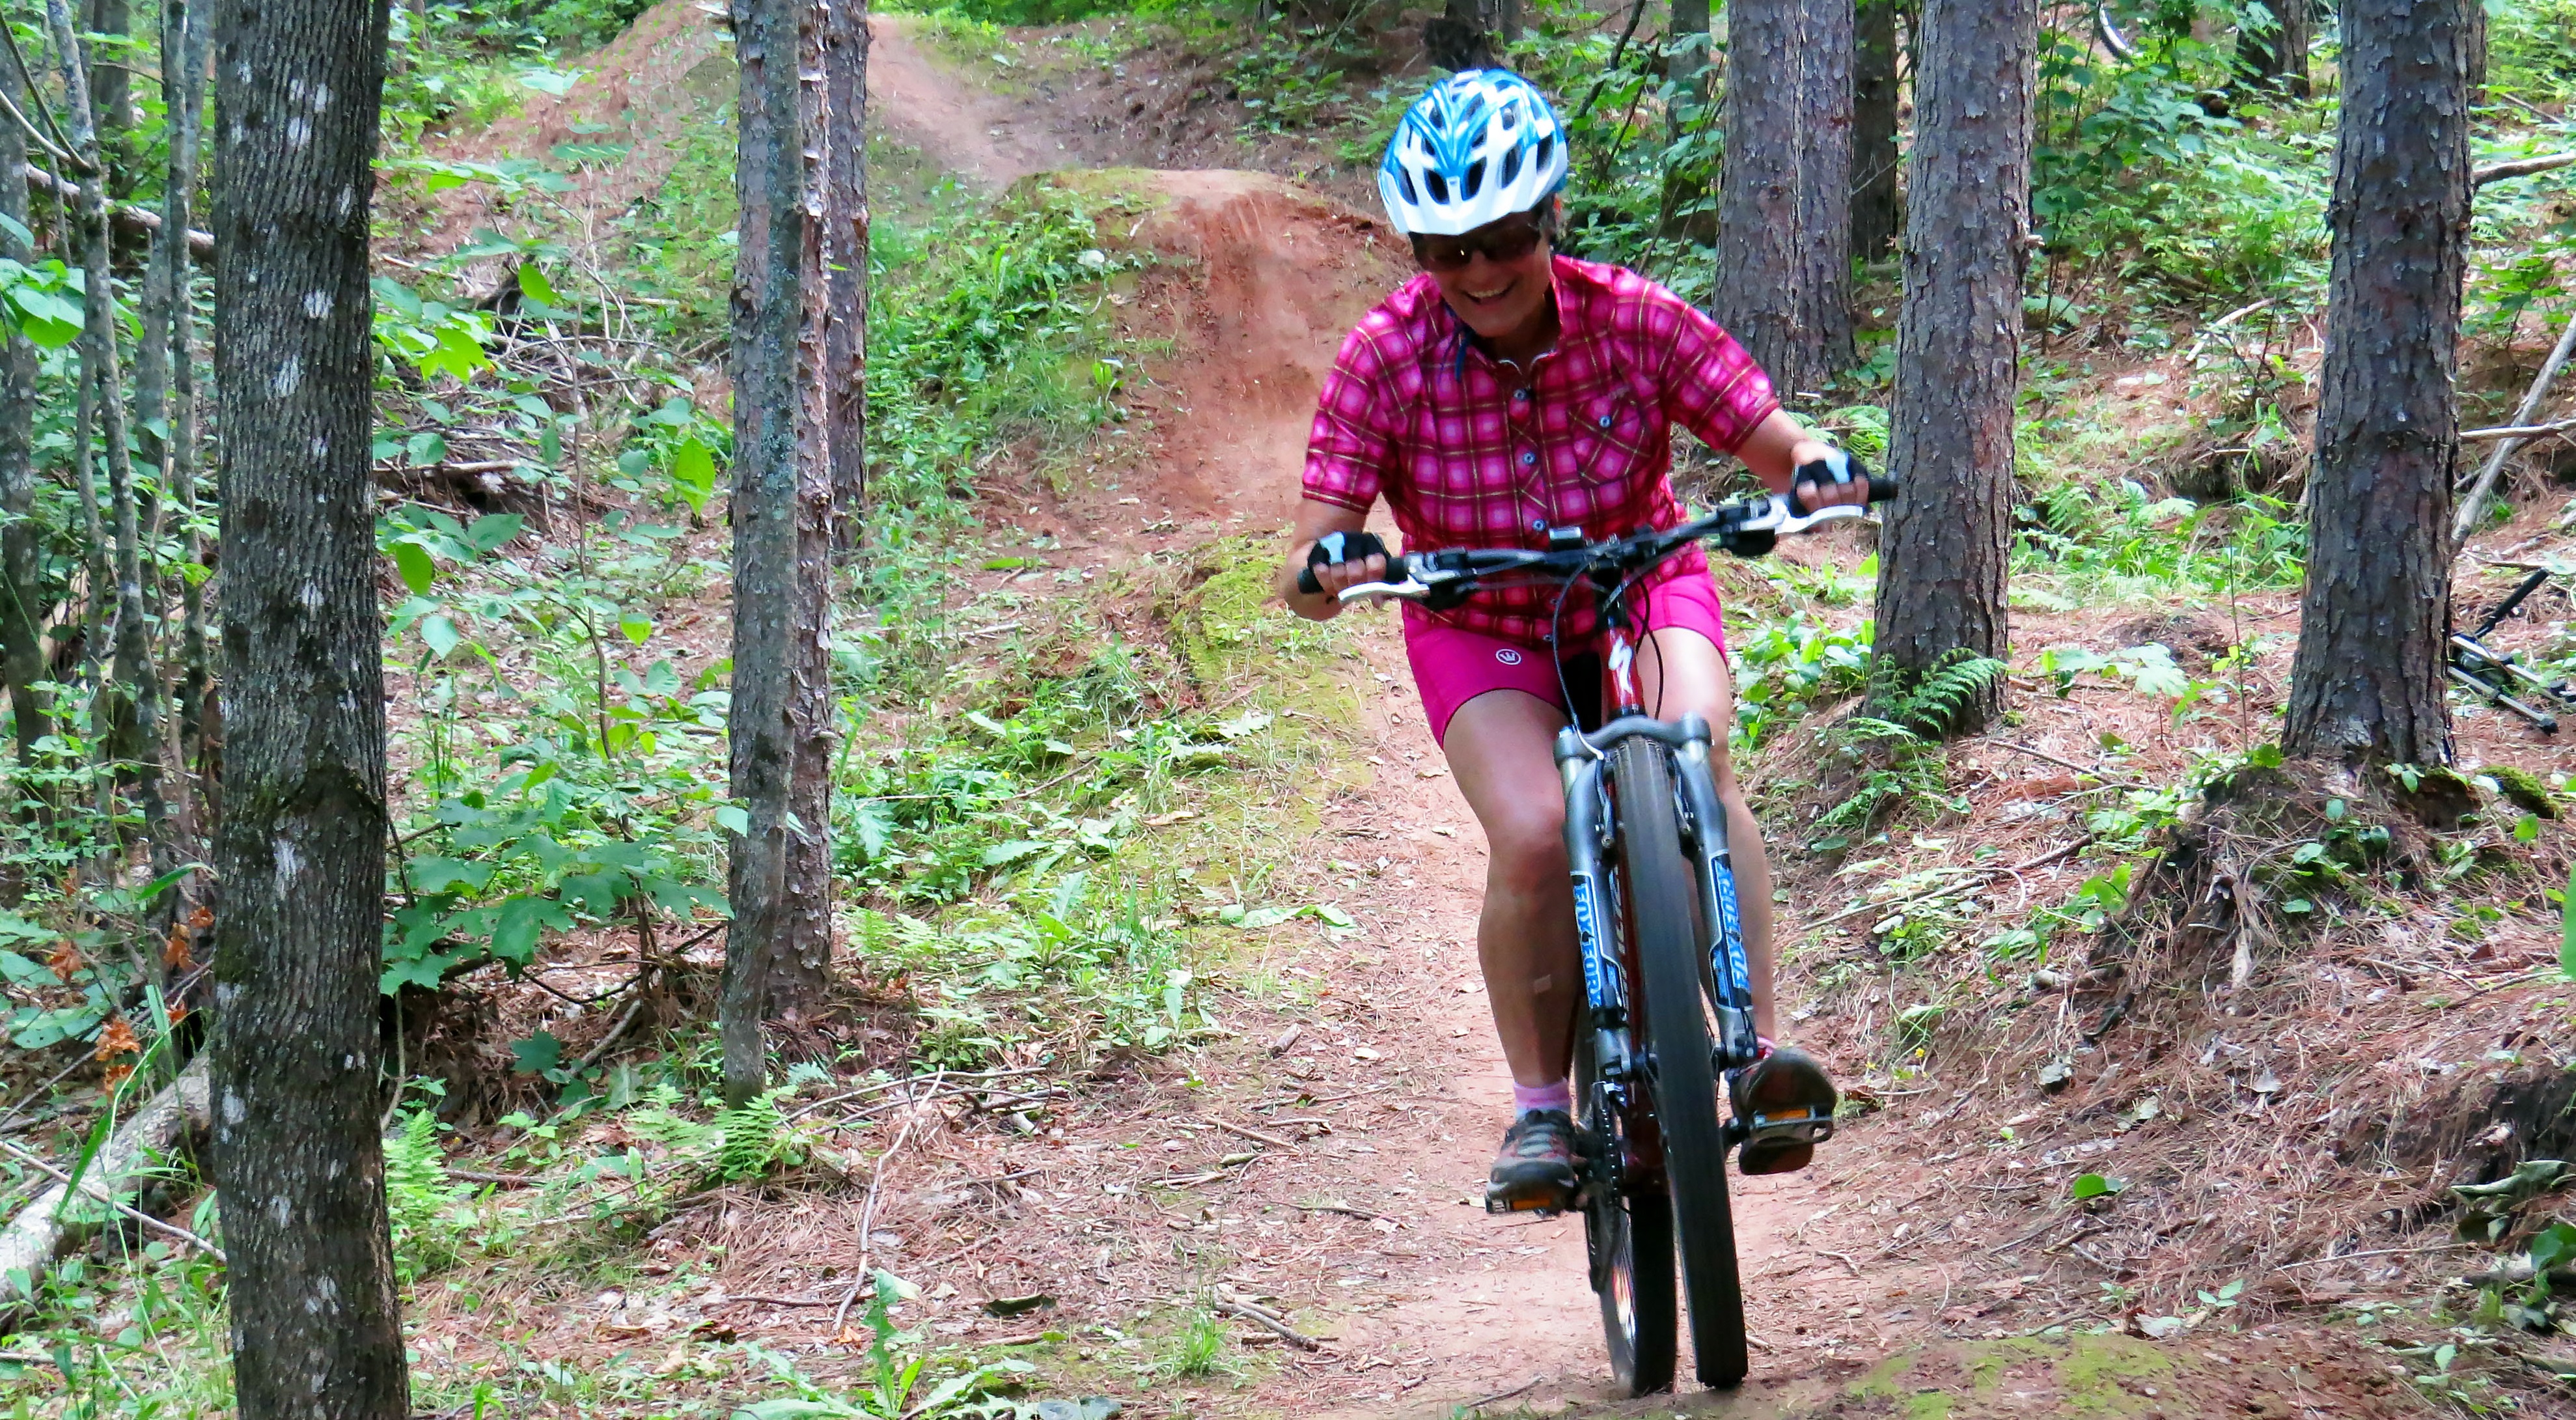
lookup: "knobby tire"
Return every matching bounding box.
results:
[1611,738,1749,1388]
[1576,1028,1676,1395]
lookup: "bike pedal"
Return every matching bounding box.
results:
[1486,1191,1571,1217]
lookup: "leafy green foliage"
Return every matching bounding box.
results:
[738,1272,1035,1417]
[1732,619,1872,749]
[2015,480,2305,604]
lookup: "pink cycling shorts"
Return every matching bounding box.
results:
[1402,572,1729,745]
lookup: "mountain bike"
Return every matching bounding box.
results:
[1302,481,1890,1391]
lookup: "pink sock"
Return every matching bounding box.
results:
[1512,1078,1572,1117]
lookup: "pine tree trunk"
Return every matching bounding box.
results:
[2463,0,2486,100]
[0,53,44,770]
[2282,0,2470,768]
[1870,0,2034,731]
[825,0,868,551]
[206,0,409,1406]
[1851,0,1900,263]
[2236,1,2314,96]
[1715,0,1855,397]
[1422,0,1498,70]
[1657,0,1713,242]
[725,0,838,1102]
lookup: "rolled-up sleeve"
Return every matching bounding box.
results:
[1303,321,1398,512]
[1657,303,1779,456]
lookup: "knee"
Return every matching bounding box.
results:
[1485,801,1569,895]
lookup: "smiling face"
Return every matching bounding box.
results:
[1414,201,1559,354]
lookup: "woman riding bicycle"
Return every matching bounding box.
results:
[1276,70,1855,1213]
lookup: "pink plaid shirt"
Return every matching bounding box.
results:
[1302,255,1779,646]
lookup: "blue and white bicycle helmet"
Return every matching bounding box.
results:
[1378,70,1569,237]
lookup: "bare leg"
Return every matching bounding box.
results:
[1439,688,1585,1085]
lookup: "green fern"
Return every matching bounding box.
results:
[1868,651,2009,739]
[383,1108,467,1279]
[714,1089,795,1182]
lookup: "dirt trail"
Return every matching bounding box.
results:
[854,28,2426,1420]
[864,22,1840,1417]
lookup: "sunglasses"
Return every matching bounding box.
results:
[1412,216,1551,273]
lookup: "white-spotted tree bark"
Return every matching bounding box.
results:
[1870,0,2036,729]
[723,0,840,1104]
[206,0,409,1407]
[1715,0,1855,395]
[2282,0,2472,766]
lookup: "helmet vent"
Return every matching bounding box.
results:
[1462,159,1484,198]
[1424,169,1450,204]
[1499,146,1521,188]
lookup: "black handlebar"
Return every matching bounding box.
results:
[1297,473,1898,604]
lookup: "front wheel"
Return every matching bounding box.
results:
[1576,1030,1676,1395]
[1611,738,1749,1388]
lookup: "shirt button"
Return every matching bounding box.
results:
[1519,451,1537,467]
[1598,414,1613,429]
[1514,388,1531,402]
[1530,518,1545,531]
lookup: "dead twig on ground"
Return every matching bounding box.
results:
[1211,1118,1297,1150]
[1214,1298,1322,1351]
[1461,1377,1540,1411]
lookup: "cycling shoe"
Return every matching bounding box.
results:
[1486,1109,1581,1214]
[1730,1046,1837,1176]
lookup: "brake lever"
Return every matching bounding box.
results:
[1333,579,1432,605]
[1754,495,1877,538]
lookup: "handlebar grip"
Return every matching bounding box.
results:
[1867,472,1899,503]
[1300,530,1389,598]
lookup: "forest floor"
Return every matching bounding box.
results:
[352,8,2576,1419]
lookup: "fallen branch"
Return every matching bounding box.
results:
[2461,417,2576,443]
[2474,153,2576,188]
[0,1058,216,1314]
[1213,1299,1322,1351]
[20,163,212,256]
[2454,314,2576,555]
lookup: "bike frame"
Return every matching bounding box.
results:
[1553,583,1762,1211]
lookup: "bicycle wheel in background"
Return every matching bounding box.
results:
[1611,737,1749,1388]
[1575,1027,1676,1395]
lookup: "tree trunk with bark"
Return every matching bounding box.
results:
[207,0,410,1408]
[825,0,868,551]
[2282,0,2471,768]
[1656,0,1715,242]
[2236,1,2314,96]
[1870,0,2036,731]
[1715,0,1855,396]
[161,0,212,783]
[85,0,131,195]
[1851,0,1900,263]
[0,51,43,770]
[1422,0,1515,71]
[46,0,169,870]
[723,0,838,1104]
